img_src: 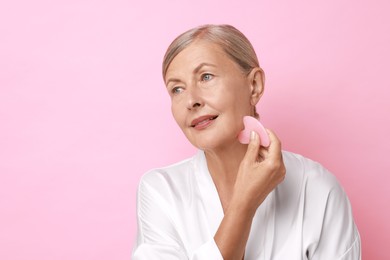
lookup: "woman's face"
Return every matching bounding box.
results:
[165,40,262,151]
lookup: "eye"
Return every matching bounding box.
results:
[171,86,184,95]
[201,73,213,82]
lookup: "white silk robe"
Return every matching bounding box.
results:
[132,151,361,259]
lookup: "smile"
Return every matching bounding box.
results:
[190,115,218,129]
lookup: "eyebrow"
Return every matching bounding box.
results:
[193,62,216,74]
[165,62,217,86]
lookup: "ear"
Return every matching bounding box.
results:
[248,67,265,106]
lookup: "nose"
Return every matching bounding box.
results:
[186,86,204,110]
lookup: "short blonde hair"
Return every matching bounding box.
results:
[163,24,261,77]
[162,24,263,118]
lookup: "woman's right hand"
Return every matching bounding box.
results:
[214,130,286,260]
[233,129,286,215]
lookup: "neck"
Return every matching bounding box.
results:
[204,141,248,212]
[204,141,247,187]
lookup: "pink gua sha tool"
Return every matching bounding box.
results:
[238,116,270,147]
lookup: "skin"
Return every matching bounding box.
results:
[165,39,286,260]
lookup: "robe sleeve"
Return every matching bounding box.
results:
[309,172,361,260]
[132,174,223,260]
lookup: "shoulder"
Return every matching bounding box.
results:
[282,153,361,258]
[140,156,194,187]
[281,151,360,256]
[282,150,340,192]
[137,152,201,202]
[278,150,347,212]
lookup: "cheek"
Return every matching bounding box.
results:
[217,90,247,112]
[171,103,185,127]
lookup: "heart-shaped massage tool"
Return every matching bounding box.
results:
[238,116,270,147]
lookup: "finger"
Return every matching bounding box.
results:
[244,131,261,163]
[258,146,268,160]
[257,148,266,162]
[265,129,282,159]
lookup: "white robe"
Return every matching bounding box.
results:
[132,150,361,259]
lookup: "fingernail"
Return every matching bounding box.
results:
[250,131,256,141]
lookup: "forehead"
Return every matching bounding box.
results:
[165,40,238,77]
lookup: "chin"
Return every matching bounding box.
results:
[190,135,237,151]
[190,141,215,151]
[184,123,239,150]
[187,136,217,150]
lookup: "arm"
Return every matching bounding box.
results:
[132,179,187,259]
[310,179,361,260]
[132,173,223,260]
[214,130,286,260]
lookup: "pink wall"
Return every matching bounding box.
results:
[1,0,389,259]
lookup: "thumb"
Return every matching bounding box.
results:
[244,131,261,163]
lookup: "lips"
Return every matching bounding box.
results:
[190,115,218,128]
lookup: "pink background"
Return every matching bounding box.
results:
[1,0,389,259]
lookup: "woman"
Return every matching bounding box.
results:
[132,24,361,259]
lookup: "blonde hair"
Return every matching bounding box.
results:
[162,24,263,118]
